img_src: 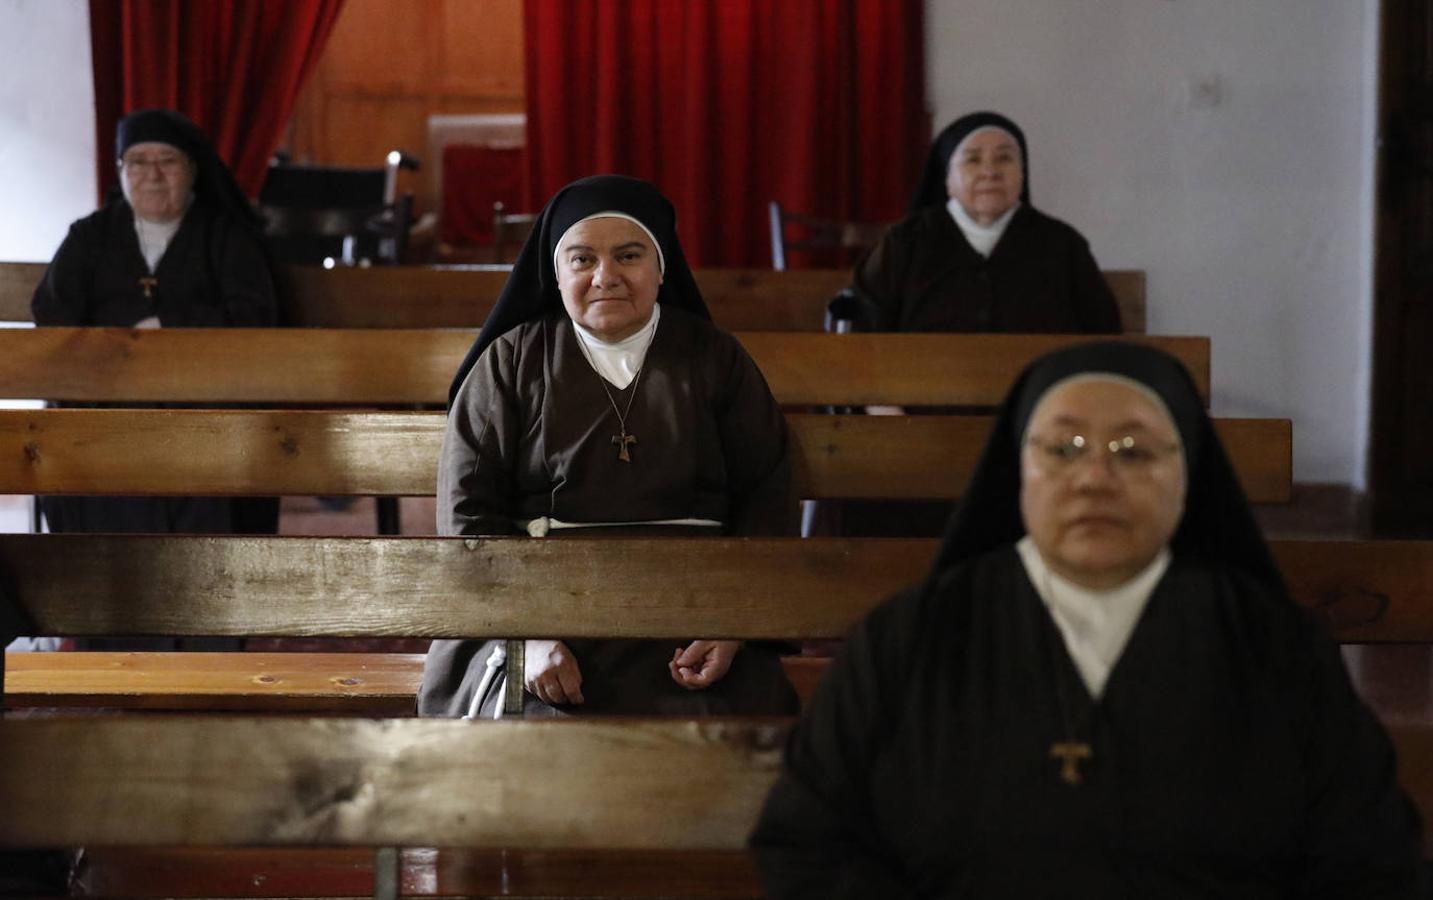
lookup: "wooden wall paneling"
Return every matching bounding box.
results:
[280,0,526,223]
[438,0,525,99]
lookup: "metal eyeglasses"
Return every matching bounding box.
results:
[1024,433,1182,475]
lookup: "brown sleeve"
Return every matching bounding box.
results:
[437,334,525,536]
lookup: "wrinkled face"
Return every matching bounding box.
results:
[556,216,662,341]
[119,141,195,223]
[1019,379,1186,589]
[945,127,1024,226]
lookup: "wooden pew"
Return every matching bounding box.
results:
[0,717,786,849]
[1,535,1430,872]
[0,535,1427,646]
[0,260,43,322]
[0,408,1292,503]
[0,261,1149,333]
[5,651,425,713]
[0,328,1211,406]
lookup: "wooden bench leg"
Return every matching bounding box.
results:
[373,846,399,900]
[376,498,402,535]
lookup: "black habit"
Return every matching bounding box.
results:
[750,547,1421,898]
[31,109,277,539]
[750,342,1422,898]
[846,203,1121,335]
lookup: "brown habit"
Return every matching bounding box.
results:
[419,307,799,717]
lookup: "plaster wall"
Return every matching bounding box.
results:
[926,0,1378,484]
[0,0,95,262]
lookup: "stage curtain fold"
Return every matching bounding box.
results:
[89,0,345,202]
[522,0,927,268]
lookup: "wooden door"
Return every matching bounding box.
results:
[1370,0,1433,535]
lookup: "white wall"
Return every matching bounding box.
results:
[0,0,95,262]
[926,0,1378,485]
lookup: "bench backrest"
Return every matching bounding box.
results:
[0,261,1149,333]
[0,717,786,848]
[0,535,1422,643]
[2,532,1429,858]
[0,329,1210,406]
[0,408,1291,503]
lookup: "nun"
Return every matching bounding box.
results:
[33,108,276,331]
[841,110,1121,335]
[419,174,799,718]
[31,108,277,538]
[751,342,1421,897]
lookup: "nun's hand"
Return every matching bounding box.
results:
[132,316,161,329]
[524,639,584,706]
[669,640,740,690]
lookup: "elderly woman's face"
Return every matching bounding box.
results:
[556,216,662,341]
[945,128,1023,226]
[1019,379,1186,589]
[120,141,195,224]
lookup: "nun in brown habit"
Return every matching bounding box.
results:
[419,174,799,718]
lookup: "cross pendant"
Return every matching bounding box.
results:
[612,431,637,462]
[1050,741,1092,786]
[138,276,158,299]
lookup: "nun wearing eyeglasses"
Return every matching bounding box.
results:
[751,342,1421,898]
[33,108,275,332]
[419,174,798,719]
[30,109,276,539]
[841,111,1120,335]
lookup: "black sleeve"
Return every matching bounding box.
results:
[186,218,277,327]
[749,594,921,898]
[31,221,95,325]
[1294,633,1424,898]
[844,226,909,332]
[437,337,524,537]
[1068,233,1122,334]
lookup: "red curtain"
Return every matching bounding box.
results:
[89,0,345,201]
[442,145,529,245]
[523,0,927,267]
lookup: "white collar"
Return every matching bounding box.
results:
[947,198,1019,258]
[132,211,185,274]
[1015,536,1170,699]
[571,303,661,390]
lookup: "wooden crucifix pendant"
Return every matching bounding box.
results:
[612,431,637,462]
[138,276,158,299]
[1050,741,1092,786]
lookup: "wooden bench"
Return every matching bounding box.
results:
[1,535,1430,876]
[0,408,1292,503]
[0,535,1427,646]
[0,328,1210,406]
[0,261,1149,333]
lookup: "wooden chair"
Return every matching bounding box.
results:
[260,198,415,267]
[493,201,538,263]
[258,155,417,267]
[768,200,888,271]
